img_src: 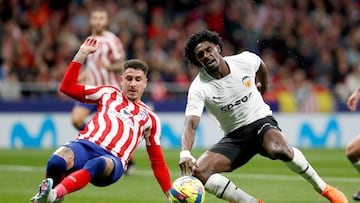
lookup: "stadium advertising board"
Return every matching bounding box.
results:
[0,113,359,149]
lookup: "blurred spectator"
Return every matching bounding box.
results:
[313,49,335,90]
[336,59,360,102]
[149,70,168,101]
[346,60,360,94]
[0,0,360,112]
[292,69,319,112]
[0,71,22,101]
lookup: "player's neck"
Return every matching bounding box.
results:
[207,62,230,79]
[93,30,105,36]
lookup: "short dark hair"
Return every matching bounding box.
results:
[123,59,148,76]
[90,6,108,16]
[184,29,224,68]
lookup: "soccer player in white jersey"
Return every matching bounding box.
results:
[345,87,360,200]
[30,38,172,203]
[179,29,348,203]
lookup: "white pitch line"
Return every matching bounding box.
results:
[1,165,358,183]
[0,165,44,172]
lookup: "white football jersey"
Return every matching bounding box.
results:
[185,51,272,134]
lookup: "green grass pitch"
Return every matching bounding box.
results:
[0,148,358,203]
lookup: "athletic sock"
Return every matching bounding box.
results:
[352,160,360,172]
[284,147,326,193]
[204,173,257,203]
[46,155,67,186]
[54,169,91,199]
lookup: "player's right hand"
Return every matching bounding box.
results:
[79,37,99,55]
[179,150,197,176]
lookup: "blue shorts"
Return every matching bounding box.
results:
[74,101,97,114]
[64,139,124,187]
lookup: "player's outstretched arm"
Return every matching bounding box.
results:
[146,145,172,201]
[59,38,99,101]
[179,115,199,176]
[255,60,268,95]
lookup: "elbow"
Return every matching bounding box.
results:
[58,82,67,94]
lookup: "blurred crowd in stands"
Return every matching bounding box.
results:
[0,0,360,112]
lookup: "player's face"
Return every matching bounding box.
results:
[121,68,147,102]
[194,41,222,72]
[89,11,108,34]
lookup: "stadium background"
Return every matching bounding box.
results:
[1,0,360,149]
[1,1,360,202]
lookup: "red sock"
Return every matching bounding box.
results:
[54,169,91,198]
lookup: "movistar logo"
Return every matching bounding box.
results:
[10,115,57,148]
[297,116,341,147]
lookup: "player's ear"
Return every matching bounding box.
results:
[216,46,221,53]
[144,78,148,88]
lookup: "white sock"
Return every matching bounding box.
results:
[284,147,326,193]
[352,160,360,172]
[48,189,57,203]
[204,173,257,203]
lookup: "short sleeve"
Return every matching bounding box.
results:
[240,51,261,72]
[185,86,205,117]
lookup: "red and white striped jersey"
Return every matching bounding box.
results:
[77,85,161,168]
[60,62,171,192]
[85,31,125,87]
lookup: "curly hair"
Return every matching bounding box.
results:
[184,29,224,68]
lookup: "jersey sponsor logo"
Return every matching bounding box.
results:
[220,92,252,111]
[109,109,134,126]
[242,76,252,88]
[109,107,149,126]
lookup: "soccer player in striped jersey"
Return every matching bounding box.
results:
[70,7,136,174]
[30,38,172,203]
[179,29,348,203]
[71,7,125,131]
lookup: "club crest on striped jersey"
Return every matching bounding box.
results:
[242,76,252,88]
[138,108,149,121]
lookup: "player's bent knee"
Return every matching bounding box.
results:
[47,154,67,174]
[267,145,293,161]
[346,144,359,162]
[192,167,214,184]
[90,156,123,187]
[84,157,107,179]
[53,146,75,169]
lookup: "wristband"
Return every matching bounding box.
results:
[180,150,196,163]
